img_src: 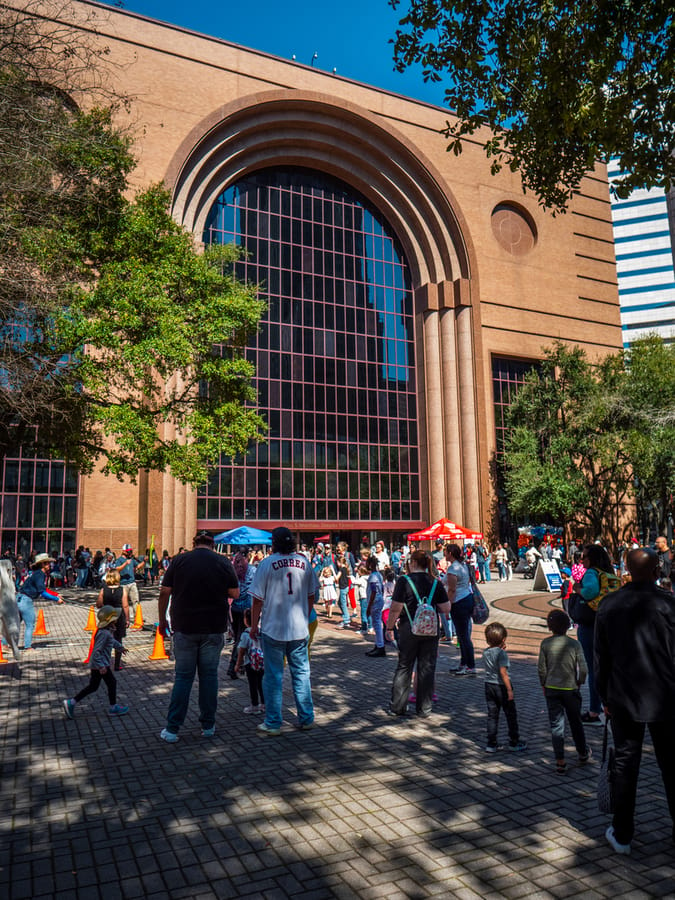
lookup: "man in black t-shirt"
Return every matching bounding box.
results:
[158,531,239,742]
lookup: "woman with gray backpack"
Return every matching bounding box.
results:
[384,550,451,718]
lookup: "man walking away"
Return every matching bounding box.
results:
[250,527,315,736]
[158,531,239,742]
[595,547,675,855]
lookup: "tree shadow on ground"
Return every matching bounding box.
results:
[1,618,673,899]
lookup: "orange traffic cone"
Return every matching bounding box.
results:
[0,641,6,663]
[84,606,97,632]
[83,629,97,664]
[131,603,144,630]
[148,626,169,660]
[34,609,50,636]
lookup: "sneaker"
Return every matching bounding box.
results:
[296,722,314,731]
[63,699,75,719]
[484,745,503,753]
[465,668,477,675]
[606,826,631,855]
[578,747,593,764]
[365,646,386,657]
[243,705,261,714]
[556,762,568,775]
[384,706,407,718]
[160,728,179,743]
[257,722,281,736]
[201,726,216,737]
[451,665,468,675]
[108,704,129,716]
[508,741,528,752]
[337,622,351,630]
[581,711,603,726]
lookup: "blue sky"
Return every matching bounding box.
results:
[99,0,448,107]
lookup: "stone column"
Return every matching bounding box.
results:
[439,308,463,522]
[456,306,481,529]
[422,309,446,522]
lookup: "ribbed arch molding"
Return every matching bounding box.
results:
[168,91,474,287]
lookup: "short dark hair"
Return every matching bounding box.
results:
[193,530,214,548]
[485,622,507,647]
[272,527,295,555]
[547,609,570,635]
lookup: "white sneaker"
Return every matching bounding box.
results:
[160,728,179,743]
[605,826,631,855]
[243,705,260,714]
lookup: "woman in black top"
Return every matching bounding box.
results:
[385,550,451,718]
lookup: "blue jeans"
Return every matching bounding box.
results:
[165,632,225,734]
[370,598,384,648]
[76,567,89,588]
[440,612,455,640]
[359,597,371,630]
[261,634,314,729]
[576,623,602,714]
[16,593,36,649]
[338,586,350,625]
[450,595,475,668]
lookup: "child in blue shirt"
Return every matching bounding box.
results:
[483,622,527,753]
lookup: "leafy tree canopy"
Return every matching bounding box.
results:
[390,0,675,211]
[618,336,675,536]
[503,343,633,547]
[0,2,265,485]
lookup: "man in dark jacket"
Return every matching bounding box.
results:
[594,547,675,855]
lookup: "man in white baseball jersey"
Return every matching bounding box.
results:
[250,527,315,735]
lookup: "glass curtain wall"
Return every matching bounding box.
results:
[0,451,78,556]
[200,167,421,526]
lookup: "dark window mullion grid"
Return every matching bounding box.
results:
[202,167,420,524]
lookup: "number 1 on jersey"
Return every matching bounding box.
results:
[287,572,293,594]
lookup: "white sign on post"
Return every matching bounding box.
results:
[532,560,562,592]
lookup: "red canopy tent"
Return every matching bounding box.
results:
[407,517,482,542]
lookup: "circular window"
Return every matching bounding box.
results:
[491,203,537,256]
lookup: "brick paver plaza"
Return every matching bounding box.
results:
[1,579,673,899]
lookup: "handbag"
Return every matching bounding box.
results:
[597,718,615,813]
[471,584,489,625]
[465,561,489,625]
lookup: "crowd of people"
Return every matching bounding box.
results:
[3,527,674,858]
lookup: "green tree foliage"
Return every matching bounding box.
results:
[0,2,265,485]
[390,0,675,211]
[618,336,675,537]
[503,343,633,547]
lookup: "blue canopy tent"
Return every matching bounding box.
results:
[213,526,273,545]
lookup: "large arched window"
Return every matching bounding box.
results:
[198,167,420,526]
